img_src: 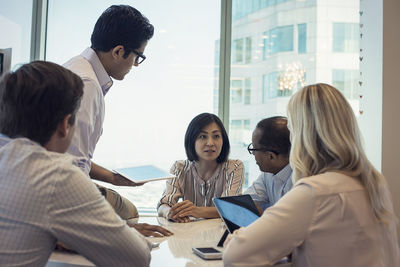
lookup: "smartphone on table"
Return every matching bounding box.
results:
[192,247,222,260]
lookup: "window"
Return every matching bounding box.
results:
[231,79,243,104]
[0,0,33,67]
[264,25,294,58]
[230,120,243,144]
[232,0,291,20]
[332,69,359,99]
[244,78,251,105]
[267,72,281,98]
[233,38,243,63]
[298,23,307,54]
[229,0,360,189]
[245,37,252,63]
[230,119,251,145]
[46,0,221,211]
[233,37,252,64]
[333,23,359,53]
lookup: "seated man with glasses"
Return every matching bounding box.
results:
[63,5,171,237]
[245,116,293,212]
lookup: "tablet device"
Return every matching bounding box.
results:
[113,165,175,183]
[213,194,260,234]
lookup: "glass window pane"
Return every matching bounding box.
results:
[228,0,360,190]
[332,69,359,99]
[245,37,252,63]
[0,0,33,68]
[298,23,307,54]
[233,38,244,63]
[269,25,294,55]
[46,0,221,211]
[231,79,243,104]
[333,23,359,53]
[244,78,251,105]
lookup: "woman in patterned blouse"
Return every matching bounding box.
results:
[158,113,244,222]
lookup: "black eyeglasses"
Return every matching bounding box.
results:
[133,50,146,64]
[247,143,279,155]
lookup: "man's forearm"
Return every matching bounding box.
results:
[89,162,115,184]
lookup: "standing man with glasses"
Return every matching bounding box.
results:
[64,5,172,237]
[244,116,293,213]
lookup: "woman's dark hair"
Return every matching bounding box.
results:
[91,5,154,58]
[256,116,291,156]
[0,61,83,146]
[184,113,230,163]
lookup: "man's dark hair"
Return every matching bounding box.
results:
[256,116,291,156]
[91,5,154,58]
[185,113,230,163]
[0,61,83,146]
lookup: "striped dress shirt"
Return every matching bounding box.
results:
[158,159,244,210]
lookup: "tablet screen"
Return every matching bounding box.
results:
[213,195,260,233]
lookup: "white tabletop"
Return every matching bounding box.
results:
[47,216,291,267]
[47,217,225,267]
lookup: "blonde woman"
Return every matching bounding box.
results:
[223,83,399,267]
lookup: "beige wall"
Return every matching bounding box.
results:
[382,0,400,240]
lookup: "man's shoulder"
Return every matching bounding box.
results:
[0,138,86,182]
[63,55,98,82]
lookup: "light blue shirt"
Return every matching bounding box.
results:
[244,164,293,209]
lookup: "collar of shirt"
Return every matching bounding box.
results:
[272,164,293,184]
[191,161,222,185]
[81,47,113,95]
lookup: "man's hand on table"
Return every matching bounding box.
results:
[129,223,173,237]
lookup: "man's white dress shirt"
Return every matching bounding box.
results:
[63,48,112,174]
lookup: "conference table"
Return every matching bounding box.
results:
[47,216,291,267]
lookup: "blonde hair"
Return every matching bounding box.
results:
[287,83,391,223]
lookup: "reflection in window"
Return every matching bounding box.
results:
[298,23,307,54]
[333,23,359,53]
[263,66,306,100]
[264,25,294,58]
[332,69,359,99]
